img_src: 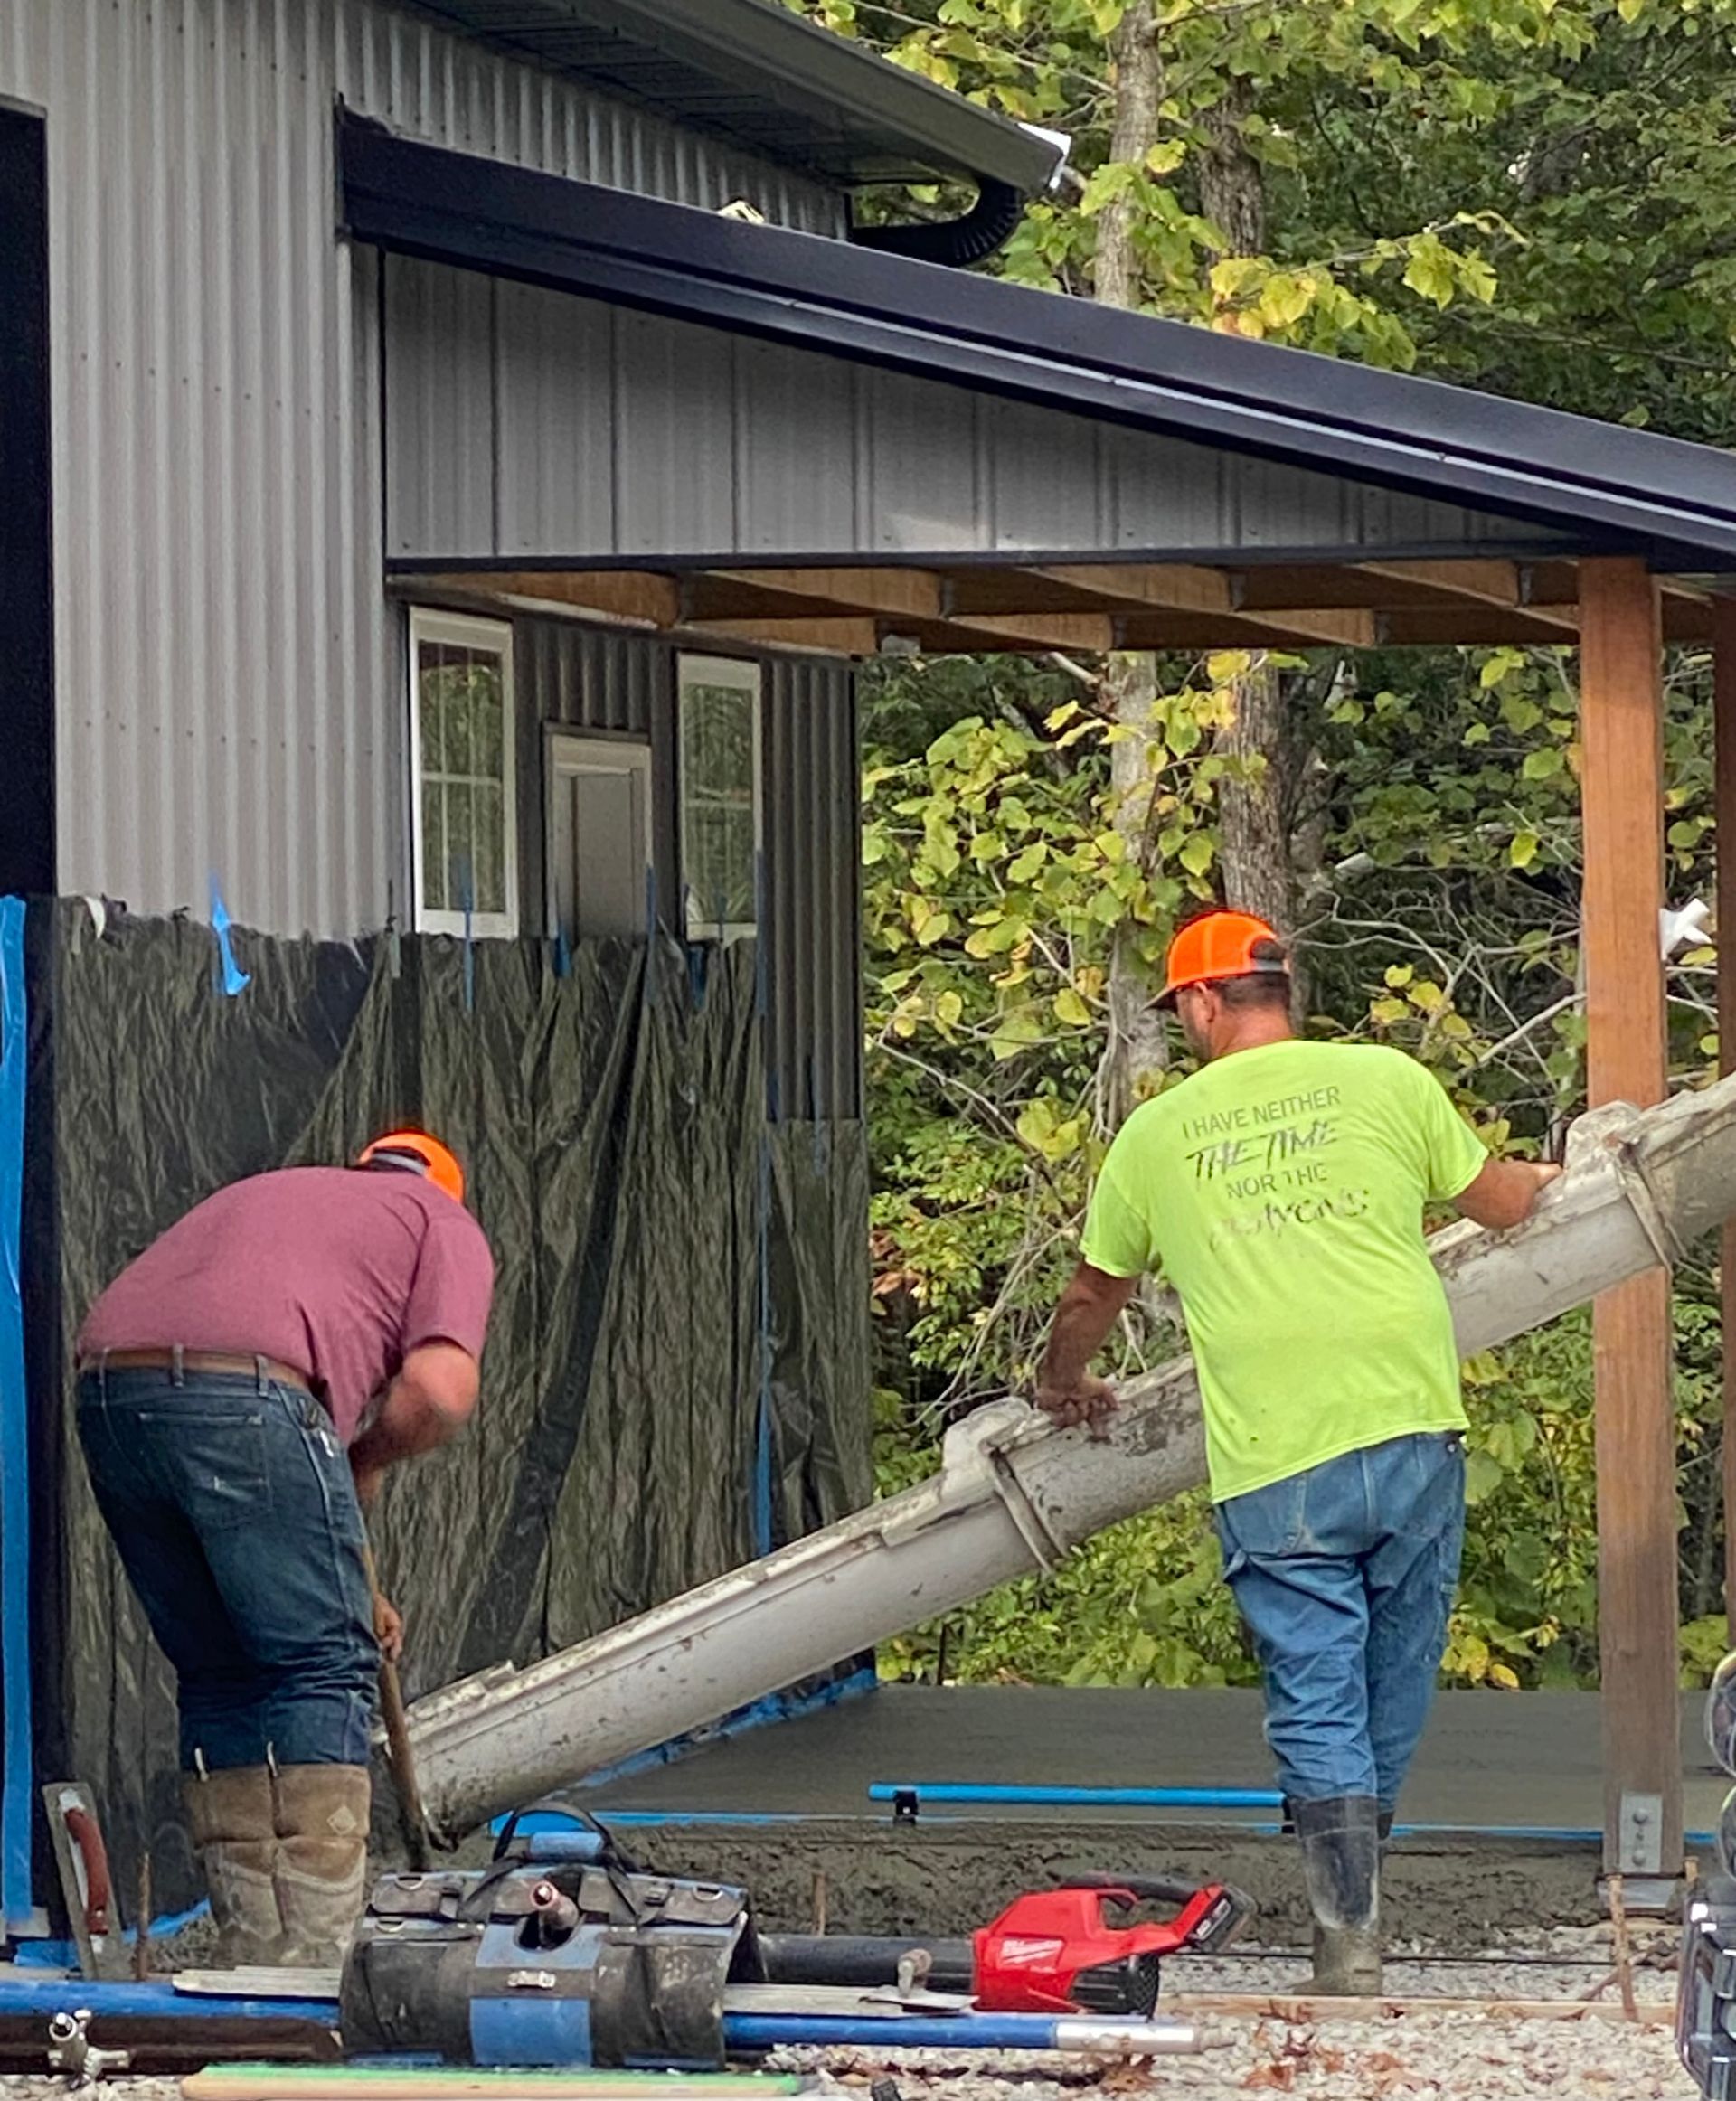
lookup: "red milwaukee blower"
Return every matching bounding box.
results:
[760,1873,1253,2019]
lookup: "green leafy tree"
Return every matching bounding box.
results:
[782,0,1736,1690]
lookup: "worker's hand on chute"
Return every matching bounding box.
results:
[1035,1372,1118,1439]
[373,1591,405,1663]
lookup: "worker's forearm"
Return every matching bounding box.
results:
[348,1376,461,1477]
[1037,1276,1132,1400]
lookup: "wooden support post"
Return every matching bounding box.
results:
[1579,557,1680,1882]
[1715,598,1736,1644]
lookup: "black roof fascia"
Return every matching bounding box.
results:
[394,0,1062,193]
[340,117,1736,570]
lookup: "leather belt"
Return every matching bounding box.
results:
[78,1346,315,1394]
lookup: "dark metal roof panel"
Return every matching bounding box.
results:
[341,117,1736,570]
[392,0,1063,192]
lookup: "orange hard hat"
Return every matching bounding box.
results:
[357,1128,466,1205]
[1158,910,1288,1008]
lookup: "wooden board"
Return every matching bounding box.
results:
[183,2069,804,2101]
[1578,555,1683,1879]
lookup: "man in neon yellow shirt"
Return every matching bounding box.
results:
[1035,909,1558,1994]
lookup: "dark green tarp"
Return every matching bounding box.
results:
[26,903,869,1916]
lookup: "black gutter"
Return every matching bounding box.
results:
[338,115,1736,570]
[851,174,1032,269]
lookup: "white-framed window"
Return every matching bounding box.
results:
[409,608,519,938]
[678,654,761,944]
[546,732,653,942]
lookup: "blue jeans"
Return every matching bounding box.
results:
[76,1364,378,1771]
[1215,1431,1466,1810]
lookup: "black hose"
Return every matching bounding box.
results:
[760,1933,976,1993]
[849,177,1030,269]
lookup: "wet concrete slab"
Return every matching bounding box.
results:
[584,1684,1727,1836]
[574,1686,1727,1944]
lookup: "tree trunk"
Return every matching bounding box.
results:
[1096,3,1168,1126]
[1215,656,1288,930]
[1197,82,1308,1000]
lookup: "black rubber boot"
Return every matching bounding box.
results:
[1293,1795,1382,1997]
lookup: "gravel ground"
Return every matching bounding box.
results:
[769,1926,1697,2100]
[0,1925,1697,2101]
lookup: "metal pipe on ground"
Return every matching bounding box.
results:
[722,2013,1197,2055]
[406,1079,1736,1839]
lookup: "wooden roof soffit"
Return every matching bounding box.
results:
[402,560,1722,655]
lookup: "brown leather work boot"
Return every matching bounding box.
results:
[183,1765,287,1967]
[270,1763,372,1969]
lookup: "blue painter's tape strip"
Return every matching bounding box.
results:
[209,880,250,996]
[0,897,33,1929]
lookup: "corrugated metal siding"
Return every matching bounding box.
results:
[0,0,845,938]
[385,268,1572,565]
[763,657,861,1124]
[506,614,675,930]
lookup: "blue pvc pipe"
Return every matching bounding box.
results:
[0,1975,339,2024]
[869,1782,1284,1810]
[724,2013,1100,2052]
[0,899,33,1932]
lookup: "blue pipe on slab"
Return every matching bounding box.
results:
[869,1782,1284,1810]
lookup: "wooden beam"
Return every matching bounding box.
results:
[1716,598,1736,1647]
[1022,562,1235,615]
[710,567,945,619]
[419,570,682,627]
[1579,555,1681,1882]
[1359,559,1579,637]
[943,611,1118,652]
[688,617,878,655]
[1358,557,1526,607]
[1380,608,1578,648]
[1115,608,1381,651]
[1027,564,1376,646]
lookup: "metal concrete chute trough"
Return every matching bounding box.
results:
[404,1073,1736,1842]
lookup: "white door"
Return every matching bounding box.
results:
[546,735,653,941]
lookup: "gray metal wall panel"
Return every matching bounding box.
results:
[392,276,1571,566]
[762,655,860,1124]
[386,260,499,561]
[496,283,619,559]
[0,0,846,937]
[736,345,861,557]
[519,618,658,740]
[613,310,740,557]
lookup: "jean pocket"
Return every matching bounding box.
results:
[154,1410,271,1533]
[1218,1470,1309,1559]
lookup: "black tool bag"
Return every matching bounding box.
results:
[341,1815,762,2068]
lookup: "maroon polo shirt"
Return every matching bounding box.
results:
[77,1166,495,1444]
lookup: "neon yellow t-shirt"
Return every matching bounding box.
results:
[1080,1039,1488,1502]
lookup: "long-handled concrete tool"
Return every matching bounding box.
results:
[361,1543,429,1871]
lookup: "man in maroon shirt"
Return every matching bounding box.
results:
[75,1129,495,1968]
